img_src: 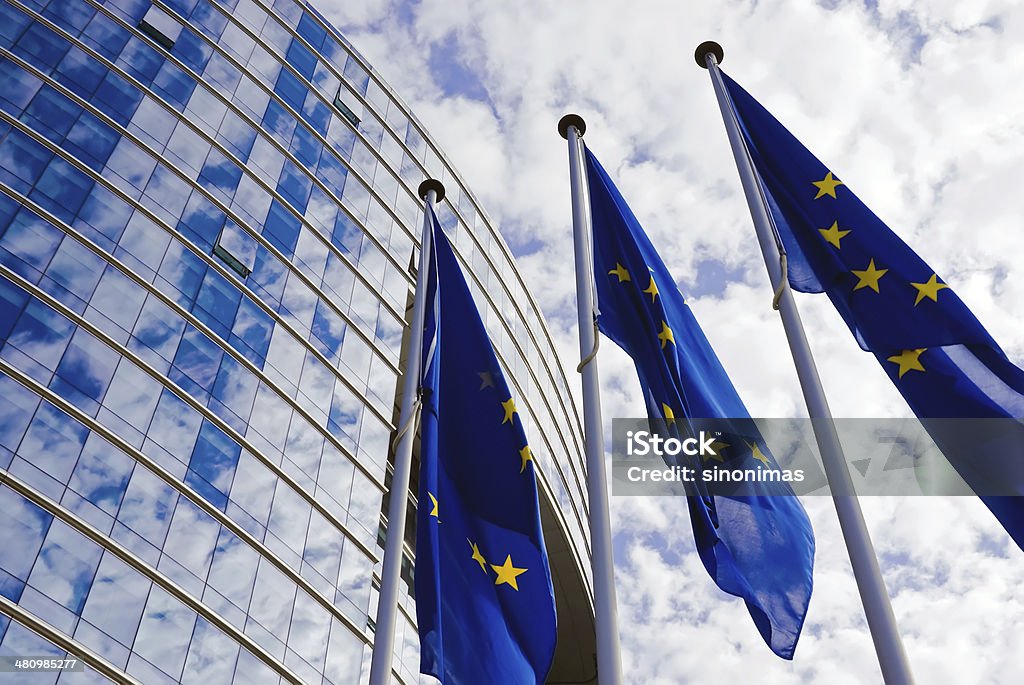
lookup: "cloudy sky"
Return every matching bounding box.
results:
[318,1,1024,682]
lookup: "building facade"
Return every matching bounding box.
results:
[0,0,595,683]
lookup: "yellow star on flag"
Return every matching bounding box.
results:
[910,274,949,306]
[661,403,675,426]
[608,263,631,283]
[491,555,527,591]
[812,171,844,199]
[703,438,729,463]
[501,398,517,424]
[852,259,888,293]
[746,440,770,466]
[519,445,534,473]
[468,539,488,574]
[657,321,675,349]
[428,492,439,519]
[818,220,851,249]
[643,275,659,302]
[887,348,927,379]
[477,371,496,390]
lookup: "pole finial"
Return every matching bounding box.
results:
[558,113,587,140]
[694,41,724,68]
[418,178,445,202]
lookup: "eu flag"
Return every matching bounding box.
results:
[415,208,557,684]
[720,71,1024,549]
[585,149,815,659]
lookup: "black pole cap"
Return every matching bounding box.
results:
[417,178,445,202]
[694,41,724,68]
[557,113,587,140]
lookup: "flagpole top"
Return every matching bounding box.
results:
[558,113,587,139]
[418,179,445,202]
[695,41,724,68]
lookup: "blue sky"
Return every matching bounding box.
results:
[320,1,1024,682]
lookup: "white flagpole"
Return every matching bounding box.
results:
[696,42,914,684]
[558,114,624,685]
[368,178,444,685]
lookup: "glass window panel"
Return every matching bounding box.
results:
[27,520,103,615]
[116,211,170,282]
[285,39,317,80]
[305,186,337,237]
[132,586,197,681]
[247,558,296,635]
[291,117,322,168]
[296,13,327,50]
[69,431,135,516]
[88,264,147,335]
[210,352,259,430]
[293,226,328,279]
[300,508,340,589]
[310,299,344,364]
[206,526,259,615]
[194,268,241,337]
[117,36,164,84]
[184,83,227,133]
[230,176,272,230]
[74,184,134,252]
[105,137,157,198]
[0,130,52,194]
[129,95,177,150]
[51,327,120,411]
[0,208,64,283]
[327,379,360,450]
[266,479,311,556]
[287,590,331,671]
[0,488,52,592]
[0,59,43,116]
[5,296,75,373]
[166,122,210,177]
[0,370,40,455]
[90,70,141,128]
[280,272,316,331]
[246,382,292,453]
[163,497,220,581]
[232,74,270,122]
[188,419,241,497]
[204,51,242,95]
[14,22,71,72]
[172,27,212,73]
[44,239,105,311]
[274,65,307,111]
[315,440,353,511]
[180,616,239,685]
[171,324,224,395]
[248,245,287,307]
[117,466,178,548]
[315,149,347,200]
[229,296,274,366]
[30,157,93,225]
[216,109,257,162]
[23,84,81,141]
[152,60,197,111]
[199,148,244,203]
[276,159,312,213]
[324,618,363,685]
[228,449,275,528]
[248,134,286,183]
[157,240,207,307]
[144,164,193,225]
[130,295,186,368]
[346,467,381,541]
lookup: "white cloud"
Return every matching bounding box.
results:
[320,0,1024,681]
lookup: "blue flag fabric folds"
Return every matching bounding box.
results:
[415,208,557,684]
[585,148,815,659]
[720,71,1024,549]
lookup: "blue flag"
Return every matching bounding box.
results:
[720,71,1024,549]
[585,148,815,659]
[415,208,556,684]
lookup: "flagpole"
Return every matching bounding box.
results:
[369,178,444,685]
[559,114,624,685]
[696,43,914,685]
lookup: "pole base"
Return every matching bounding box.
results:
[694,41,724,68]
[558,113,587,140]
[417,178,445,202]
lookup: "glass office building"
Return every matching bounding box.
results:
[0,0,595,683]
